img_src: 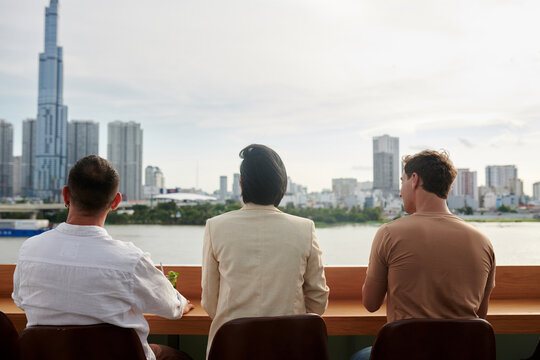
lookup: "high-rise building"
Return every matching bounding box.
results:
[448,168,479,210]
[12,156,22,197]
[67,120,99,170]
[21,119,36,197]
[509,178,523,197]
[107,121,143,200]
[34,0,68,201]
[533,182,540,201]
[373,135,399,193]
[219,175,228,203]
[145,166,165,189]
[451,169,478,201]
[232,173,241,201]
[145,166,156,186]
[0,119,14,198]
[154,168,164,189]
[485,165,517,192]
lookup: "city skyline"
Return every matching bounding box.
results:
[1,0,540,193]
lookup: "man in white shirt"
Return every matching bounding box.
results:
[12,155,194,360]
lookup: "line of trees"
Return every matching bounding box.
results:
[26,201,383,225]
[105,201,382,225]
[281,204,382,224]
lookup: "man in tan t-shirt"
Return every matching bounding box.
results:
[351,150,495,360]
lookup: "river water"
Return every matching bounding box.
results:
[1,222,539,265]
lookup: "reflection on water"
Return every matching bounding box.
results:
[0,222,538,265]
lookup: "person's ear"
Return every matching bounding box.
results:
[411,173,422,189]
[110,192,122,210]
[62,186,70,207]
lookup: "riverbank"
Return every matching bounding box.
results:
[3,201,539,226]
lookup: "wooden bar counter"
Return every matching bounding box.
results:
[1,265,539,335]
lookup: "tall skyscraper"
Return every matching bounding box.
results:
[232,173,241,201]
[21,119,36,197]
[219,175,228,203]
[0,119,14,198]
[12,156,22,197]
[34,0,68,201]
[373,135,399,193]
[107,121,143,200]
[451,169,478,202]
[67,120,99,170]
[485,165,518,191]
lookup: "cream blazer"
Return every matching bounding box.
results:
[201,203,330,354]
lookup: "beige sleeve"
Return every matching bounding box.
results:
[365,225,389,284]
[201,220,219,319]
[303,221,330,315]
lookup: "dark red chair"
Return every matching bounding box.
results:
[370,318,496,360]
[208,313,329,360]
[0,311,19,360]
[19,323,146,360]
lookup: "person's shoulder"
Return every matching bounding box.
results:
[383,215,415,231]
[108,237,144,254]
[278,211,314,225]
[206,208,243,225]
[453,218,492,242]
[18,228,57,255]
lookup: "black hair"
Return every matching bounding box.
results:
[67,155,119,213]
[239,144,287,206]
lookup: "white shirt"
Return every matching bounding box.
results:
[12,222,187,360]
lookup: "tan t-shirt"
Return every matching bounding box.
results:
[366,212,495,322]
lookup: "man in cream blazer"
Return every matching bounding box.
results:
[201,144,329,355]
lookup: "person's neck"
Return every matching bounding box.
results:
[414,192,451,214]
[66,210,107,227]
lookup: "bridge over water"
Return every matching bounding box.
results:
[0,202,142,216]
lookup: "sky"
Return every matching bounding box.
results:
[1,0,540,194]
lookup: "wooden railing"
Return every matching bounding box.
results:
[1,265,539,335]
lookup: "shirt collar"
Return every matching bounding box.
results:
[242,203,281,212]
[55,222,112,238]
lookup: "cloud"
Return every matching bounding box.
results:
[352,165,372,171]
[2,0,540,192]
[459,138,474,148]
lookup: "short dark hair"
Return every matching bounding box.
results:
[67,155,119,213]
[239,144,287,206]
[403,150,457,199]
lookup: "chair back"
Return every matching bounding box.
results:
[19,323,146,360]
[523,338,540,360]
[370,318,496,360]
[0,311,19,360]
[208,313,329,360]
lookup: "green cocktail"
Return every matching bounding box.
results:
[167,271,179,288]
